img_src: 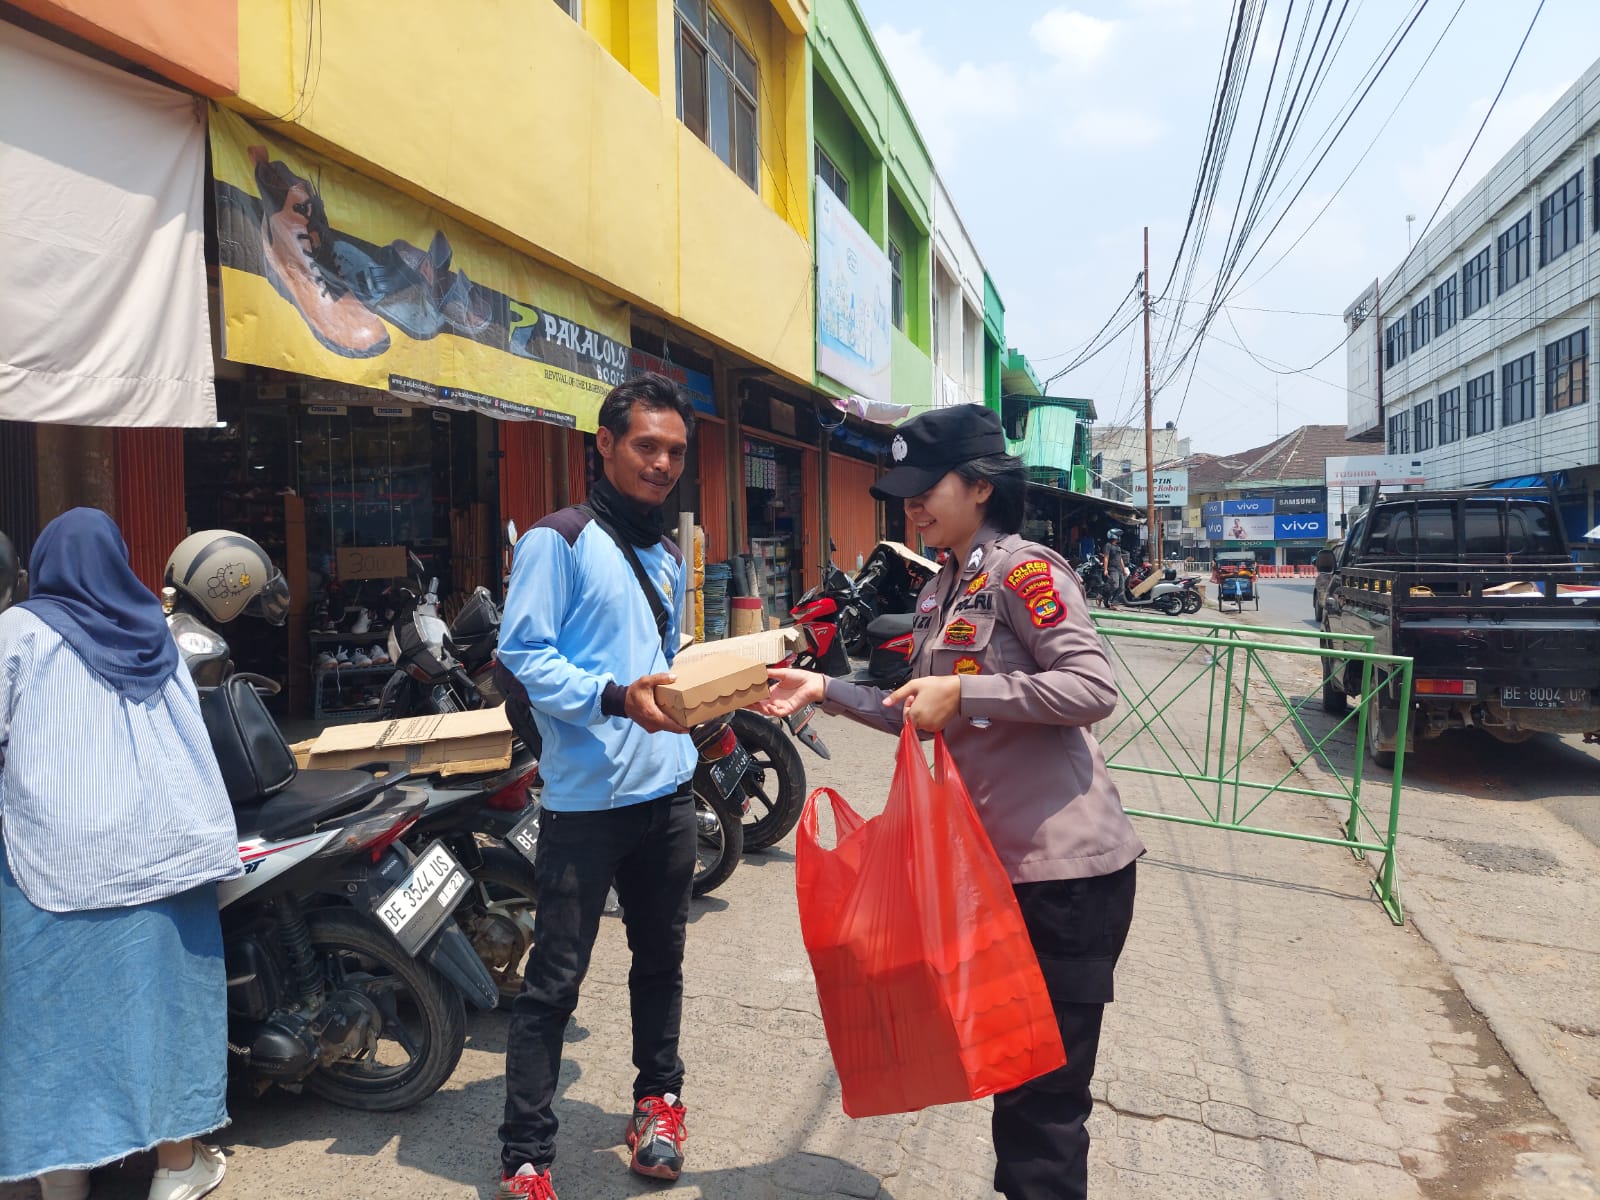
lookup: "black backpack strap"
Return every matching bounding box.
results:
[579,504,671,651]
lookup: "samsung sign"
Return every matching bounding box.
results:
[1246,487,1325,513]
[1273,513,1328,540]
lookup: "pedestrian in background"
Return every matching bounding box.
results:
[760,405,1143,1200]
[0,509,241,1200]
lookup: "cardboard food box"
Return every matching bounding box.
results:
[655,653,771,727]
[293,707,513,776]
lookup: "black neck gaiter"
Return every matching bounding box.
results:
[587,474,667,548]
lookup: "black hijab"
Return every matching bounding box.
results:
[16,508,179,702]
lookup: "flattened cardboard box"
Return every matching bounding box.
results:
[655,653,771,727]
[295,707,513,776]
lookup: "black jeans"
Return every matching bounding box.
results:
[993,861,1138,1200]
[499,785,696,1173]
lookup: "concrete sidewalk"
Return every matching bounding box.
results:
[6,636,1598,1198]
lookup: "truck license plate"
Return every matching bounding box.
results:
[375,841,469,955]
[1500,685,1591,709]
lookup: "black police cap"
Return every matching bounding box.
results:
[870,404,1008,500]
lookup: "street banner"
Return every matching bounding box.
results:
[1222,498,1274,515]
[628,347,715,417]
[1205,514,1275,541]
[1,23,214,426]
[815,180,891,404]
[1130,468,1190,506]
[209,104,631,430]
[1202,501,1222,519]
[1325,454,1426,487]
[1273,513,1328,540]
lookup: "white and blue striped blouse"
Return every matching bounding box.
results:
[0,607,242,913]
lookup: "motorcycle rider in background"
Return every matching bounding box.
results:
[1101,528,1128,608]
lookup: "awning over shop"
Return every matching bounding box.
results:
[208,104,631,432]
[0,22,214,426]
[1026,480,1144,523]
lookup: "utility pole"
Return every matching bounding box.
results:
[1143,227,1158,563]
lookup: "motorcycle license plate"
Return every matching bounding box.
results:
[1500,684,1590,709]
[375,841,470,957]
[709,744,751,799]
[507,804,541,864]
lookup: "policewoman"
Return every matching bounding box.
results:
[762,405,1143,1200]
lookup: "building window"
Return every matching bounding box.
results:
[1546,328,1589,412]
[1594,155,1600,233]
[1413,397,1434,451]
[1438,387,1461,445]
[815,146,848,206]
[1540,171,1583,266]
[1434,276,1457,337]
[1502,353,1536,425]
[1387,413,1410,455]
[1462,246,1491,316]
[1384,315,1409,368]
[1466,371,1494,436]
[676,0,759,191]
[1410,298,1431,352]
[888,239,905,332]
[1497,215,1531,294]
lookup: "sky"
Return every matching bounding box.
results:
[860,0,1600,455]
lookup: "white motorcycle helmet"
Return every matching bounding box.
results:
[164,530,290,626]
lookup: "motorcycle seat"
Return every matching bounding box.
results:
[234,764,410,842]
[866,612,916,639]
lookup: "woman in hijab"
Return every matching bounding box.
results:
[0,509,242,1200]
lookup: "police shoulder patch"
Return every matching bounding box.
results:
[1004,559,1053,593]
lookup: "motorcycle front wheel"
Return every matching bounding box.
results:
[729,710,805,851]
[691,783,745,897]
[299,909,467,1112]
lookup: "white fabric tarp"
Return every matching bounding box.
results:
[0,21,214,426]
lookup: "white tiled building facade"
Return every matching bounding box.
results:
[1344,57,1600,536]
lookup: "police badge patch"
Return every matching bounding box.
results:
[943,618,978,646]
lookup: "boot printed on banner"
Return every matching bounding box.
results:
[250,147,391,360]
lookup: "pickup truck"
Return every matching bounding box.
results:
[1316,489,1600,766]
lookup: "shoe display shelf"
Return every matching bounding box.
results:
[310,631,395,723]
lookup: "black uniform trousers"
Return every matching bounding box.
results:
[993,861,1138,1200]
[499,785,696,1174]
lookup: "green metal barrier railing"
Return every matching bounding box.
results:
[1089,610,1413,924]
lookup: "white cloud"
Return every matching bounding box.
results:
[873,25,1021,166]
[1030,9,1119,71]
[1060,108,1166,151]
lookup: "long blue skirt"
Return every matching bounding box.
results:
[0,844,229,1182]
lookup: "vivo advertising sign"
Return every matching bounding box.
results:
[1222,498,1274,515]
[1273,513,1328,540]
[1205,514,1275,541]
[1202,500,1222,519]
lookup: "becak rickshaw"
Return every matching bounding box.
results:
[1212,551,1259,611]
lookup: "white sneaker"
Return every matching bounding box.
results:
[37,1170,89,1200]
[315,650,337,671]
[369,644,391,665]
[352,608,372,635]
[148,1143,225,1200]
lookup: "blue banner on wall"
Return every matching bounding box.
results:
[1202,500,1222,519]
[1223,498,1274,515]
[1273,513,1328,540]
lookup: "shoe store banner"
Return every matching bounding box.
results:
[208,105,630,431]
[0,23,215,427]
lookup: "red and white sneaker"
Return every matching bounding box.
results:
[496,1164,557,1199]
[626,1093,688,1180]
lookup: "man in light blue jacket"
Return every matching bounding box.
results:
[495,375,699,1200]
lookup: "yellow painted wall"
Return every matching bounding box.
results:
[232,0,812,383]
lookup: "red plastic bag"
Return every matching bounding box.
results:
[796,723,1067,1117]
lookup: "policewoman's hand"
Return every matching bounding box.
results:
[756,668,825,717]
[625,672,690,734]
[885,675,962,732]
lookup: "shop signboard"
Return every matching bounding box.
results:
[209,105,632,432]
[628,347,715,417]
[1222,498,1274,515]
[1201,500,1223,519]
[1247,486,1324,512]
[1205,514,1275,541]
[1325,454,1426,487]
[1130,468,1190,506]
[815,181,891,404]
[1273,513,1328,541]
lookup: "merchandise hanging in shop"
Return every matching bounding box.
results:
[208,104,631,431]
